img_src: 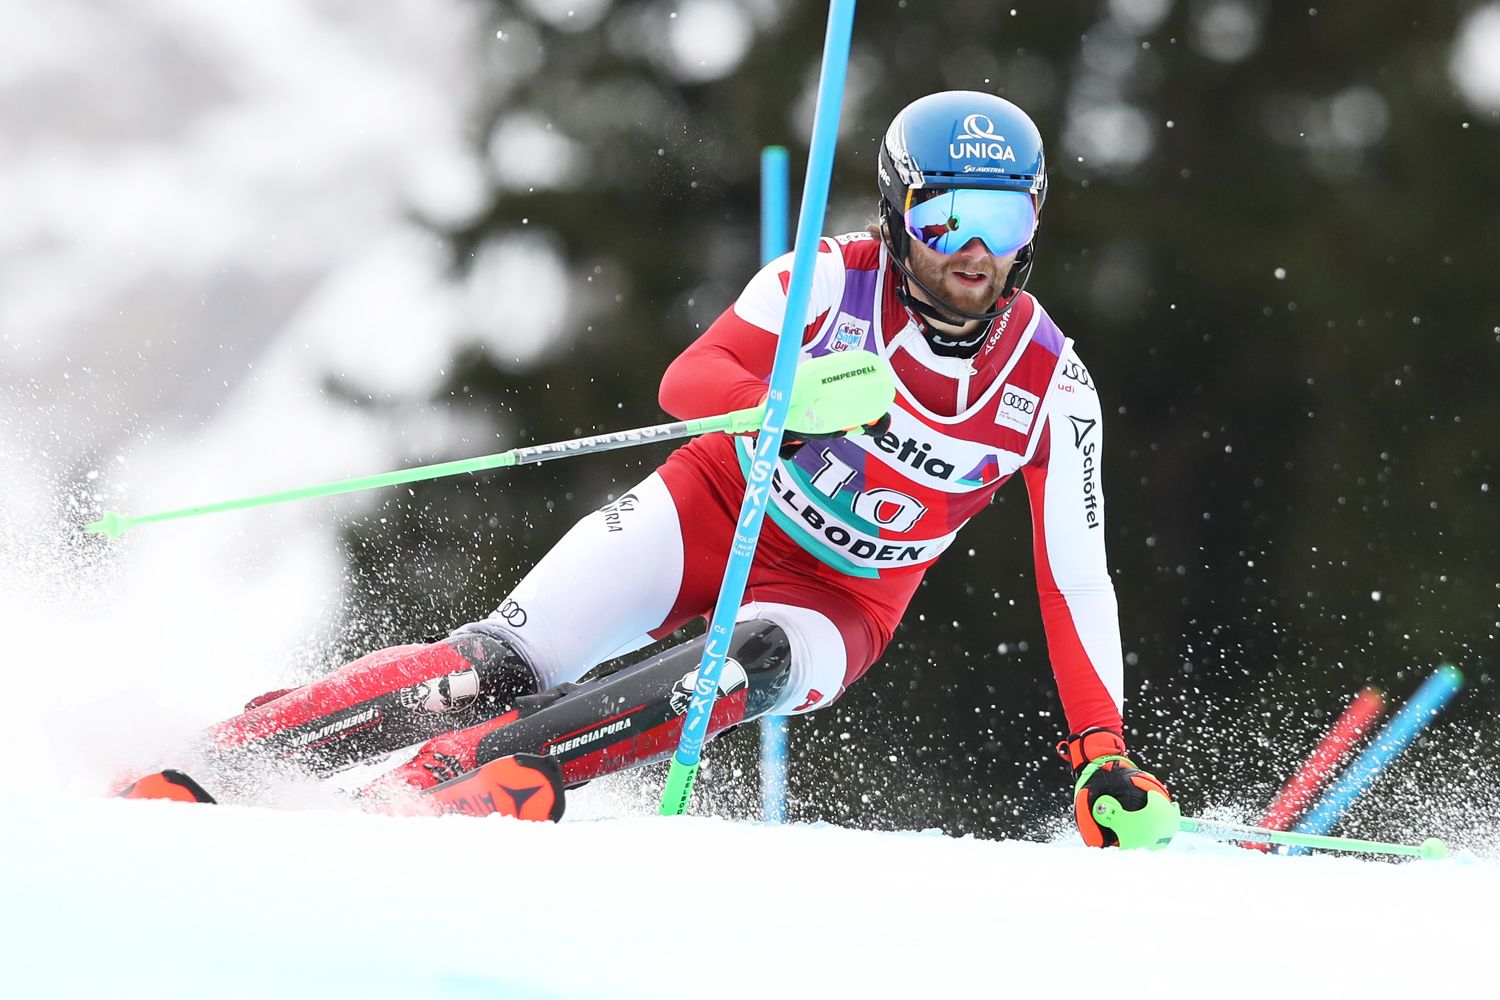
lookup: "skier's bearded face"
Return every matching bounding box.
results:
[905,236,1018,324]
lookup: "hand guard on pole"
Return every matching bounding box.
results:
[771,350,896,458]
[1058,727,1177,850]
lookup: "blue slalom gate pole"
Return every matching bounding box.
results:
[1289,665,1463,851]
[760,145,789,267]
[659,0,857,816]
[758,144,791,824]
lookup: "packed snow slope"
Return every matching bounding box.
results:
[1,787,1494,999]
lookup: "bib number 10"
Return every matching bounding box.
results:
[806,449,927,533]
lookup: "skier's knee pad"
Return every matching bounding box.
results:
[625,619,793,722]
[518,619,793,724]
[472,620,792,784]
[724,619,794,719]
[441,632,542,708]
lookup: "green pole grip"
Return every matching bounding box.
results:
[85,406,764,539]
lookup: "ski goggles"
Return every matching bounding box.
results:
[903,187,1037,256]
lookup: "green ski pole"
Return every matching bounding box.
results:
[85,406,765,540]
[1177,815,1448,860]
[1091,797,1447,858]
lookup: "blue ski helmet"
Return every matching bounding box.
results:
[877,92,1048,322]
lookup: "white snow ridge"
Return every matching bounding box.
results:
[1,789,1495,998]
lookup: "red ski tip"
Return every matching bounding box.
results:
[421,753,565,822]
[117,769,217,804]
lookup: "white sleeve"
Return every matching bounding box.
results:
[1023,345,1126,729]
[731,240,849,341]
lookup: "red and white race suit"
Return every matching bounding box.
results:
[461,232,1124,735]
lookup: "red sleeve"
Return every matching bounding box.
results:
[663,239,848,419]
[659,308,777,419]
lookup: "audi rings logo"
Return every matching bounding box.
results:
[1002,392,1036,414]
[1061,361,1094,390]
[995,384,1041,434]
[498,599,527,627]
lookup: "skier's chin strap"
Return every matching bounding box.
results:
[879,211,1034,358]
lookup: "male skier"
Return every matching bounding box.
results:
[124,91,1172,847]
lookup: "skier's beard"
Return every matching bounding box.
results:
[905,244,1009,322]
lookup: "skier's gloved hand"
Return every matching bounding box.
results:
[773,351,897,459]
[1058,727,1177,849]
[780,412,891,459]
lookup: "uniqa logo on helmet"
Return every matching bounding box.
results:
[949,113,1017,163]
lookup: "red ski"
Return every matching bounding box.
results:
[117,769,216,804]
[115,753,565,823]
[418,752,565,822]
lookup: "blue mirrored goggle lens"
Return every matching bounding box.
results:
[903,188,1036,256]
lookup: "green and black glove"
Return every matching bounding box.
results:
[1058,727,1178,850]
[773,351,896,458]
[780,411,891,459]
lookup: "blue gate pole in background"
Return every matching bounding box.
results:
[1288,664,1463,853]
[659,0,857,816]
[758,144,791,824]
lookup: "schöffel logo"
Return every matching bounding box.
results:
[1067,415,1097,449]
[1069,416,1101,530]
[995,385,1040,434]
[981,302,1014,354]
[951,114,1018,163]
